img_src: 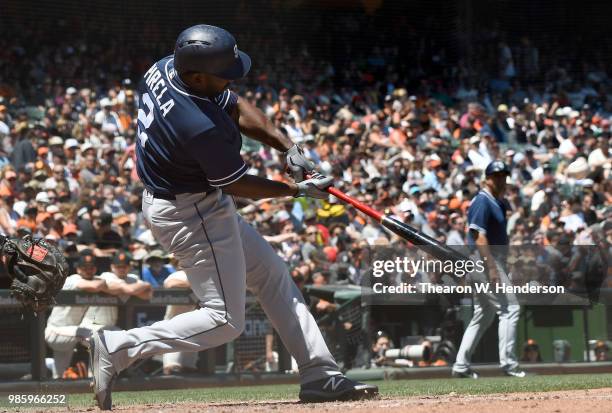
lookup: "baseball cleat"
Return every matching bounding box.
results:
[89,331,117,410]
[504,368,526,378]
[299,375,379,402]
[452,368,480,379]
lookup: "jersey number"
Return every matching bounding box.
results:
[137,93,155,147]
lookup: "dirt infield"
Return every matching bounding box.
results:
[64,387,612,413]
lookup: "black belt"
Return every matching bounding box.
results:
[150,189,217,201]
[152,192,176,200]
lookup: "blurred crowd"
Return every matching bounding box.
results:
[0,13,610,295]
[0,4,611,376]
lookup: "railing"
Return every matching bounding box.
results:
[0,289,286,380]
[0,286,608,380]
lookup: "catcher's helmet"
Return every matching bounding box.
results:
[173,24,251,80]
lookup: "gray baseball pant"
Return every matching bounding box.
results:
[162,304,199,371]
[453,263,521,373]
[103,190,340,384]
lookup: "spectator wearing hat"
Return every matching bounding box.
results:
[63,138,80,161]
[520,339,542,363]
[59,223,79,252]
[594,341,609,361]
[492,104,512,143]
[35,211,55,238]
[35,145,50,168]
[44,249,109,379]
[35,191,51,212]
[422,211,446,243]
[47,204,67,232]
[82,251,152,329]
[47,136,64,166]
[283,113,304,143]
[94,97,123,134]
[141,250,176,287]
[76,207,97,246]
[94,212,122,251]
[114,215,133,249]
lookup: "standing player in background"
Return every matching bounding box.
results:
[88,24,378,409]
[452,161,526,379]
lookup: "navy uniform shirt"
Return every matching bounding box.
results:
[135,56,248,196]
[467,190,509,246]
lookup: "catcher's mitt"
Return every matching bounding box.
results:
[2,235,69,313]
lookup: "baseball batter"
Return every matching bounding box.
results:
[89,24,378,410]
[452,160,526,379]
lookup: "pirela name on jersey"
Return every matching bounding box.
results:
[143,64,175,117]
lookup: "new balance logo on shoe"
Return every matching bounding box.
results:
[323,376,345,392]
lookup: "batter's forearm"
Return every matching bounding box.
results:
[235,96,293,152]
[223,174,297,199]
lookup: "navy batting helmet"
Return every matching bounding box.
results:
[173,24,251,80]
[485,160,510,176]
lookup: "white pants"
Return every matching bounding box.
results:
[45,324,105,379]
[453,264,521,373]
[104,190,340,384]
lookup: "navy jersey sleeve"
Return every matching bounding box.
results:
[467,195,490,235]
[188,127,248,187]
[213,90,239,114]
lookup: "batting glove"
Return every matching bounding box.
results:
[294,173,333,199]
[285,144,315,182]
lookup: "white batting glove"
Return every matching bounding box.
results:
[294,173,333,199]
[285,144,315,182]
